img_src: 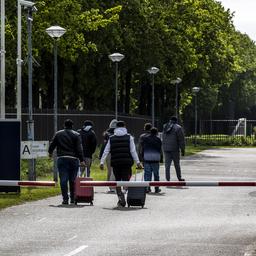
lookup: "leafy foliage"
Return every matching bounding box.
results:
[4,0,256,125]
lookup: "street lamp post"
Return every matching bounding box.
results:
[17,0,22,120]
[46,25,66,182]
[26,4,37,180]
[192,86,200,146]
[17,0,36,121]
[108,53,125,120]
[147,67,159,126]
[171,77,182,121]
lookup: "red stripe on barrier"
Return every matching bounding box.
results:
[80,181,117,187]
[17,181,55,187]
[218,181,256,186]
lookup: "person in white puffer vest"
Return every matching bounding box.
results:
[100,121,143,207]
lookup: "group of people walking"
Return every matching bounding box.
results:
[48,116,186,206]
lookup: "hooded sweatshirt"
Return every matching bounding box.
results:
[100,127,140,167]
[78,125,97,158]
[162,121,185,152]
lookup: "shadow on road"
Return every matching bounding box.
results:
[248,191,256,197]
[49,204,88,208]
[103,206,147,211]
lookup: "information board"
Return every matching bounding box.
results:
[21,141,49,159]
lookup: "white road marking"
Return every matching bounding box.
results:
[67,235,77,241]
[63,245,88,256]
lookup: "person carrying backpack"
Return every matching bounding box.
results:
[78,120,97,177]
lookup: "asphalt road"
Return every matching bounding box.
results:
[1,148,256,256]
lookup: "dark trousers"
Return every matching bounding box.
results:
[112,166,132,200]
[164,151,182,180]
[57,157,79,201]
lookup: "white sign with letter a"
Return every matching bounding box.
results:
[21,141,49,159]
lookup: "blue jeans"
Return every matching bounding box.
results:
[144,162,160,192]
[144,162,160,181]
[57,157,79,202]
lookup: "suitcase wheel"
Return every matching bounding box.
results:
[141,205,144,208]
[90,202,93,206]
[128,204,130,208]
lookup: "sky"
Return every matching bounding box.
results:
[218,0,256,41]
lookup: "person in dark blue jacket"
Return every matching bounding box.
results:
[142,127,162,193]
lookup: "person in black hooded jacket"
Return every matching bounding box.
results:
[78,120,97,177]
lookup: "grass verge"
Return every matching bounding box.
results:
[0,185,61,210]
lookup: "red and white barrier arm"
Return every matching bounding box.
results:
[0,180,55,187]
[80,181,256,187]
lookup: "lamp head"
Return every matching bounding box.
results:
[147,66,159,75]
[192,87,200,93]
[46,26,66,39]
[171,77,182,84]
[108,53,125,62]
[176,77,182,83]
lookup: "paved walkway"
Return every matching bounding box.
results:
[1,147,256,256]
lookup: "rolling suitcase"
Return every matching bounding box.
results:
[127,168,146,208]
[74,167,94,205]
